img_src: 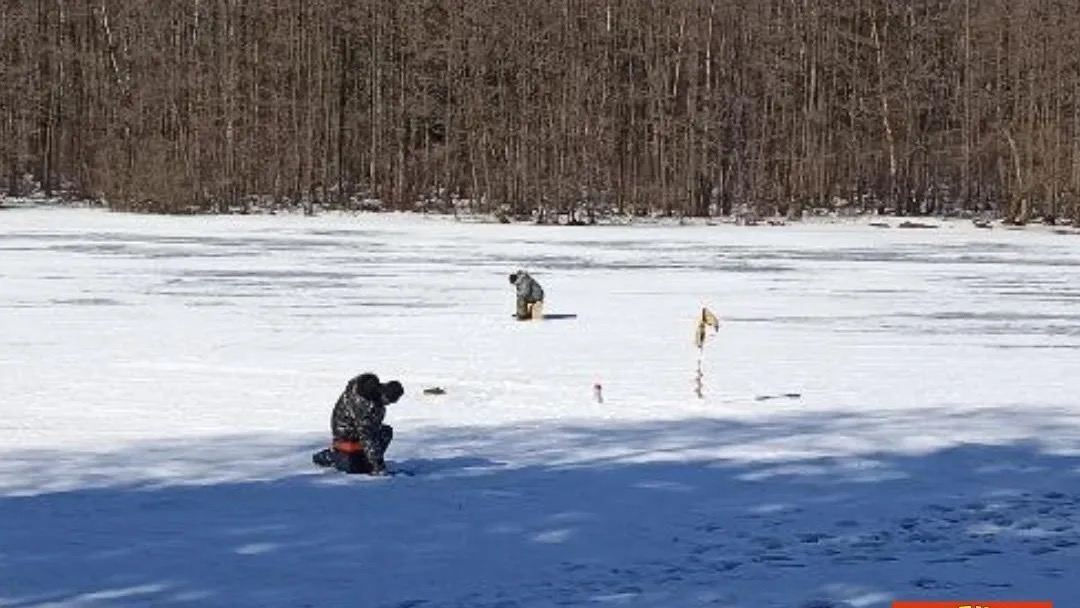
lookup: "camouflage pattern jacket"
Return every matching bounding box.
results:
[514,271,544,304]
[331,375,388,468]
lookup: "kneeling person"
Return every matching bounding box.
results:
[313,373,403,475]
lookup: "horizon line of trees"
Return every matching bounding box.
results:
[3,0,1080,222]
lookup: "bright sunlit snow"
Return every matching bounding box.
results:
[2,207,1078,607]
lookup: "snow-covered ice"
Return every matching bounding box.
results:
[1,207,1078,607]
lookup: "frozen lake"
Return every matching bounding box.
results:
[2,207,1078,607]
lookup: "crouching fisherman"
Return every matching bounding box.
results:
[509,270,544,320]
[313,373,403,476]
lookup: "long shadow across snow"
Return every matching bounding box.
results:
[2,414,1079,608]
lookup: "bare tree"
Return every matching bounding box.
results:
[2,0,1079,221]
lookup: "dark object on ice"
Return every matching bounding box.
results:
[897,221,938,229]
[973,218,993,229]
[754,392,802,402]
[423,386,446,395]
[509,270,545,320]
[869,222,891,228]
[314,372,404,475]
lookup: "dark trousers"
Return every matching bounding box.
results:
[313,425,393,474]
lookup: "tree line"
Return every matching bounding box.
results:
[3,0,1080,222]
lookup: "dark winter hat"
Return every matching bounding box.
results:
[508,272,519,284]
[355,373,382,400]
[382,381,404,404]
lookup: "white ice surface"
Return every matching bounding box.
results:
[1,208,1078,607]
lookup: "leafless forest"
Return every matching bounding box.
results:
[3,1,1080,221]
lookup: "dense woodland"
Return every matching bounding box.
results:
[3,1,1080,221]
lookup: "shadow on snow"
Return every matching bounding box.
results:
[2,412,1079,607]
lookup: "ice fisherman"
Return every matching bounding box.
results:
[312,372,403,475]
[509,270,544,320]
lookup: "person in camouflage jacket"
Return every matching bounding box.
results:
[509,270,544,320]
[313,372,403,475]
